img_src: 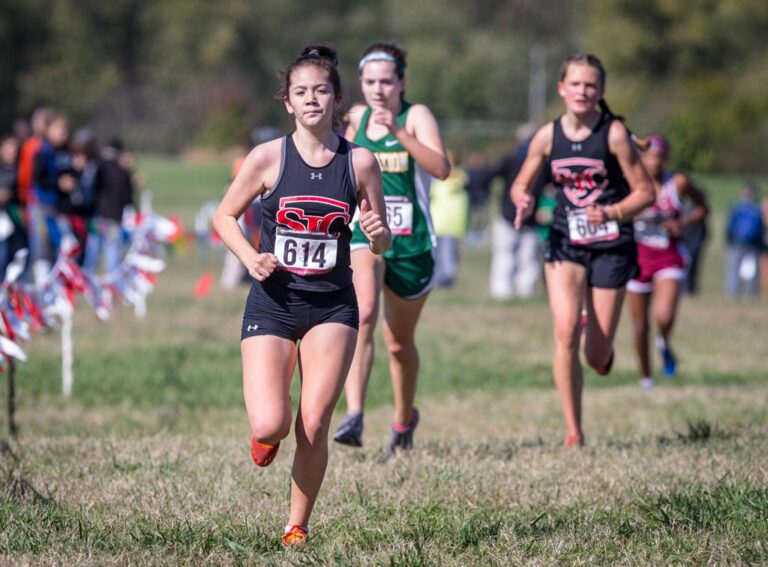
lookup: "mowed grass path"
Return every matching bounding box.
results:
[1,158,766,564]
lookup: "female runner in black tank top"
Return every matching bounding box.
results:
[511,54,654,447]
[213,45,390,545]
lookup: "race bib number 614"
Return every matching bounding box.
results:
[275,228,338,275]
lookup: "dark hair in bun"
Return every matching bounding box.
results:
[301,44,338,66]
[277,43,343,128]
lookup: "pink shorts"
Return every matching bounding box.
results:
[627,243,685,293]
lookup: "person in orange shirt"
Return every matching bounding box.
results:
[17,107,55,208]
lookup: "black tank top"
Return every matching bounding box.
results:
[550,113,633,248]
[259,135,358,292]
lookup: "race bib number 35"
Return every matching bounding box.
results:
[567,209,620,245]
[385,196,413,236]
[275,228,338,275]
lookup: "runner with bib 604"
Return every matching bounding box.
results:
[511,53,654,448]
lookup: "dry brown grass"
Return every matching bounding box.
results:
[2,382,766,565]
[2,192,767,563]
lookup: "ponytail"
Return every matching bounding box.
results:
[598,98,649,151]
[598,99,624,122]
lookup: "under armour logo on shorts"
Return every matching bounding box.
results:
[310,173,323,180]
[247,324,259,332]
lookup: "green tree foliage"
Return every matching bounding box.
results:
[0,0,47,125]
[1,0,766,171]
[585,0,768,171]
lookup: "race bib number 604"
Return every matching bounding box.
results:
[385,196,413,236]
[567,208,619,246]
[275,228,338,275]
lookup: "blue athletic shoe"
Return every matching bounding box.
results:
[656,336,677,377]
[333,412,364,447]
[388,407,420,455]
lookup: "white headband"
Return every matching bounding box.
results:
[358,51,401,71]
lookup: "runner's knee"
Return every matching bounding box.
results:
[553,321,580,351]
[633,317,650,338]
[251,415,291,444]
[296,413,329,448]
[357,300,379,329]
[654,311,674,331]
[385,335,417,360]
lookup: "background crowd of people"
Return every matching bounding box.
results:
[0,107,137,284]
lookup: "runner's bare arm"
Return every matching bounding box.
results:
[343,104,367,141]
[511,123,553,230]
[353,147,391,254]
[605,121,655,221]
[397,104,450,179]
[675,173,709,228]
[659,173,709,237]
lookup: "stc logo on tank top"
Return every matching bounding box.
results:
[276,196,350,234]
[551,157,609,206]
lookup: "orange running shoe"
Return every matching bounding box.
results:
[282,525,309,546]
[250,436,279,467]
[564,433,584,447]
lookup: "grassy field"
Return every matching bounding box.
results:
[1,158,766,565]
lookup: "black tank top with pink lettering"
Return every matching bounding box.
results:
[549,113,633,249]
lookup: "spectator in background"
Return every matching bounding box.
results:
[0,136,25,278]
[83,138,135,274]
[725,182,763,299]
[12,118,31,143]
[430,151,469,288]
[464,151,491,246]
[18,107,55,209]
[30,113,68,282]
[487,125,551,300]
[681,192,709,295]
[58,129,99,264]
[219,126,279,289]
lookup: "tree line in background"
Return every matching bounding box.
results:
[2,0,767,172]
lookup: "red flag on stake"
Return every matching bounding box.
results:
[194,272,214,298]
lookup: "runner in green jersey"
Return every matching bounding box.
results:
[349,101,435,263]
[334,43,449,454]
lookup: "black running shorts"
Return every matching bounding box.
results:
[545,230,639,289]
[241,280,359,343]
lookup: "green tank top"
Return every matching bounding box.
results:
[351,101,435,259]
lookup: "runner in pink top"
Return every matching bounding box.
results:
[626,135,708,389]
